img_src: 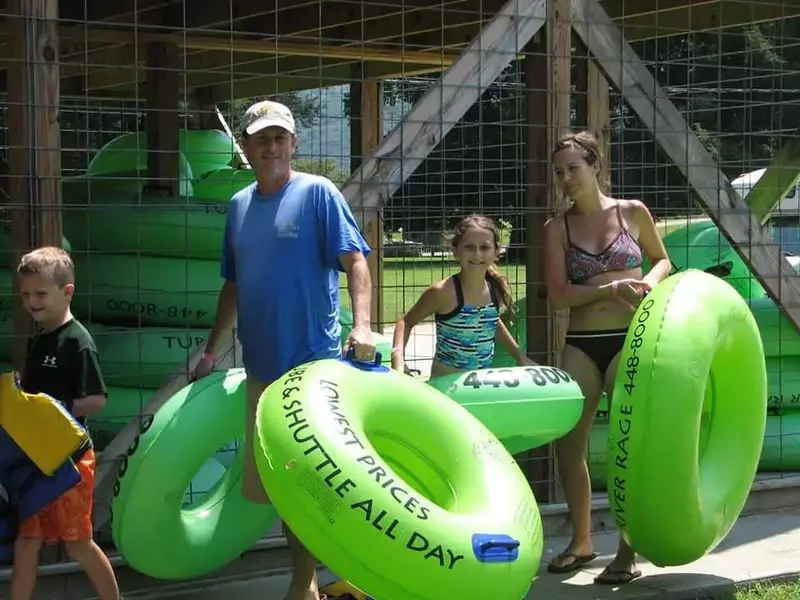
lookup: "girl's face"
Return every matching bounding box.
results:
[453,226,499,273]
[554,145,599,201]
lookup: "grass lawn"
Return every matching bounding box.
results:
[719,580,800,599]
[341,258,527,324]
[345,214,710,324]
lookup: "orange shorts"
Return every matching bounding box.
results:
[18,448,95,545]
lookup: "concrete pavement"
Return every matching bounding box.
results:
[133,508,800,600]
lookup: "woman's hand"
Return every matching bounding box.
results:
[615,279,651,308]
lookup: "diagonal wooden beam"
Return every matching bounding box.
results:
[340,0,548,224]
[742,132,800,225]
[572,0,800,332]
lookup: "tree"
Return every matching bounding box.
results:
[293,158,348,188]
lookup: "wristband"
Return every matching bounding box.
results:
[202,351,217,363]
[611,281,619,297]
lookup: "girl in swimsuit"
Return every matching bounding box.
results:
[543,132,672,584]
[391,215,534,377]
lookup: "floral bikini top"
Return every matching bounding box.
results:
[565,203,643,284]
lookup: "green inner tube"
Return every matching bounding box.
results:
[63,197,228,260]
[427,365,583,454]
[590,412,800,486]
[89,325,207,389]
[607,269,766,567]
[254,359,543,600]
[71,254,220,328]
[748,295,800,359]
[110,369,276,580]
[648,219,767,298]
[192,167,255,201]
[86,130,238,180]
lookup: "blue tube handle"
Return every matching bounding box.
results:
[479,539,520,552]
[344,347,383,368]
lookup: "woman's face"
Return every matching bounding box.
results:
[554,145,599,201]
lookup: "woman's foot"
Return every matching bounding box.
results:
[594,555,641,585]
[546,542,597,573]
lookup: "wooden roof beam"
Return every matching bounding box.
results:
[58,0,172,25]
[393,0,800,46]
[50,25,460,65]
[572,0,800,330]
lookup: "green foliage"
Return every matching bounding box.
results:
[293,158,348,188]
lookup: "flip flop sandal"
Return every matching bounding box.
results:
[546,552,598,573]
[594,566,643,585]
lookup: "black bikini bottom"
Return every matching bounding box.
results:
[565,328,628,376]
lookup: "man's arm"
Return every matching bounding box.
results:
[339,251,371,330]
[204,280,238,356]
[317,180,375,359]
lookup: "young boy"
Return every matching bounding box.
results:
[10,246,122,600]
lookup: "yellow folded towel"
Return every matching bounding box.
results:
[0,371,88,475]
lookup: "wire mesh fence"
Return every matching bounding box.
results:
[0,0,799,578]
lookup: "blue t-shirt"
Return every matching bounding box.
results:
[221,172,370,382]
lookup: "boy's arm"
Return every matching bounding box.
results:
[70,347,108,417]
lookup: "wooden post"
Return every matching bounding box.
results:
[194,86,220,130]
[7,0,62,370]
[521,0,572,502]
[350,74,385,332]
[144,42,180,196]
[587,60,611,194]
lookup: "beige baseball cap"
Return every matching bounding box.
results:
[241,100,296,135]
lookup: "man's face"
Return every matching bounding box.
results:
[243,126,296,178]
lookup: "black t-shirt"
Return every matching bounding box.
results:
[21,318,107,426]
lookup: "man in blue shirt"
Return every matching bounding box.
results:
[192,99,376,600]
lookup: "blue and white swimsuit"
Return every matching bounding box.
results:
[434,274,500,370]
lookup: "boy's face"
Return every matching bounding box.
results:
[18,274,73,326]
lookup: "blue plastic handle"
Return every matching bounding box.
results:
[342,347,389,372]
[472,533,520,563]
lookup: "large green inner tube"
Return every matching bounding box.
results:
[110,369,276,580]
[607,270,766,567]
[255,358,542,600]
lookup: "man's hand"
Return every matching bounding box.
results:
[344,324,376,363]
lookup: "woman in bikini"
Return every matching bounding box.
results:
[543,131,672,584]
